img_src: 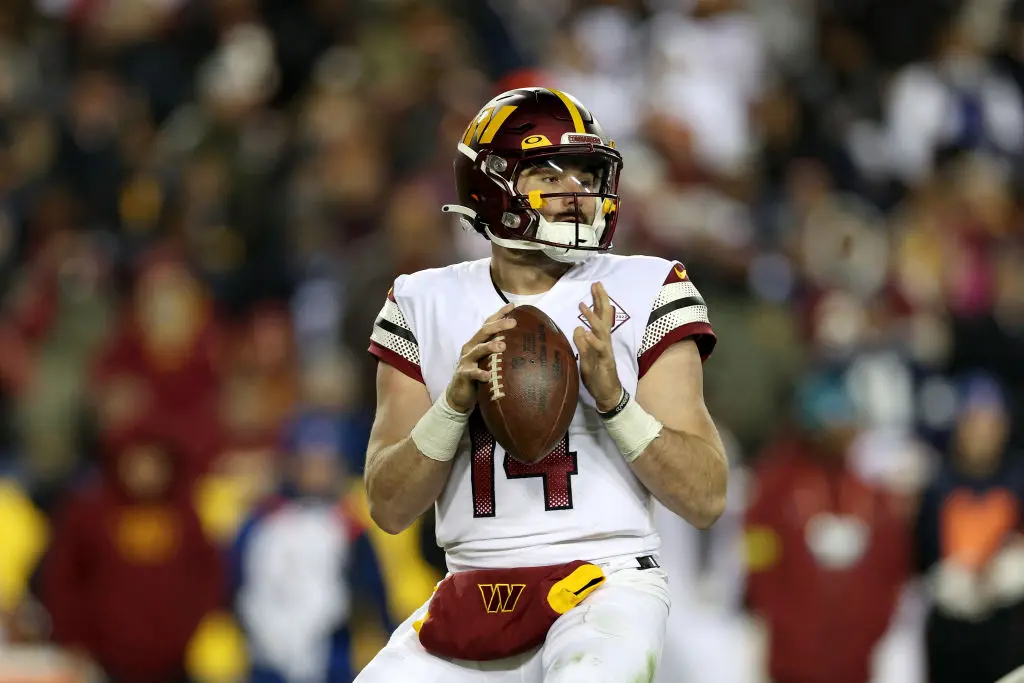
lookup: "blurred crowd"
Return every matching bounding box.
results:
[0,0,1023,681]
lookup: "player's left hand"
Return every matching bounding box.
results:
[574,282,623,413]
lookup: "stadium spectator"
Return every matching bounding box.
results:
[39,419,223,683]
[914,373,1024,683]
[231,412,390,683]
[744,373,911,683]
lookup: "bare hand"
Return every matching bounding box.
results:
[446,303,518,414]
[574,282,623,412]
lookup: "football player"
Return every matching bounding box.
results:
[357,87,727,682]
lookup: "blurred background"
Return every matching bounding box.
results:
[0,0,1023,681]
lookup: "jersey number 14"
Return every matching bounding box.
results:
[469,410,579,516]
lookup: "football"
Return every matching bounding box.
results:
[477,305,579,464]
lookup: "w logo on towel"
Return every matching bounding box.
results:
[478,583,526,614]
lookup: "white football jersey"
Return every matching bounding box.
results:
[369,254,716,571]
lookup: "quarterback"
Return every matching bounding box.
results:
[357,87,727,682]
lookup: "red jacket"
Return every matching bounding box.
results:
[41,423,224,683]
[744,439,910,683]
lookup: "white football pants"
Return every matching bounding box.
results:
[355,559,670,683]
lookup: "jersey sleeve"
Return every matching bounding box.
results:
[368,282,424,383]
[637,262,716,378]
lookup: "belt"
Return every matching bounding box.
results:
[595,554,661,572]
[636,555,660,570]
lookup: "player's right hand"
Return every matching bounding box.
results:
[446,303,517,414]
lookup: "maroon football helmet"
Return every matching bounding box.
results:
[442,87,623,262]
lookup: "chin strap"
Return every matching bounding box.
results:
[443,204,600,262]
[484,227,544,252]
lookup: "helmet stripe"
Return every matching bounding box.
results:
[479,105,518,144]
[547,89,584,133]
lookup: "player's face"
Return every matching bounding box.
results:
[516,159,600,224]
[120,444,173,500]
[293,448,344,499]
[956,406,1009,473]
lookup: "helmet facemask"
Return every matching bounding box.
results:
[483,150,621,263]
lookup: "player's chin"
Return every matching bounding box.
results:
[505,247,559,266]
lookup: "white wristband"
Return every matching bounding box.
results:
[410,391,470,462]
[603,391,663,463]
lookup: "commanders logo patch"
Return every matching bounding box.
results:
[561,133,602,145]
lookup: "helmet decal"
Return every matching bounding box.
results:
[521,135,552,149]
[461,107,491,146]
[560,133,601,145]
[462,105,519,147]
[478,105,518,145]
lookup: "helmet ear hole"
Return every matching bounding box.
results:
[486,155,508,173]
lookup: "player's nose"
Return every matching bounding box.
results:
[548,194,574,212]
